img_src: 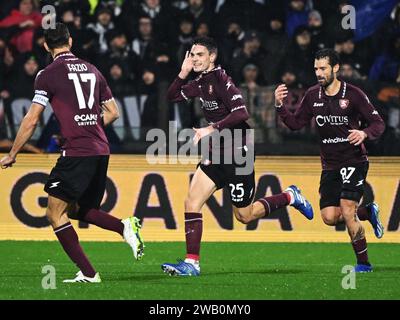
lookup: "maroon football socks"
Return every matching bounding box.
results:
[351,237,370,265]
[356,206,370,221]
[54,222,96,277]
[255,192,291,217]
[185,212,203,261]
[82,208,124,236]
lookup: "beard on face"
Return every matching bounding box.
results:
[318,70,334,88]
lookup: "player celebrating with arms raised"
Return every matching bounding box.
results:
[275,49,385,272]
[162,37,314,276]
[0,23,144,283]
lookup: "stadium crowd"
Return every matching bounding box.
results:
[0,0,399,154]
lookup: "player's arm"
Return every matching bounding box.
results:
[212,79,249,130]
[101,99,119,126]
[166,51,200,102]
[274,84,313,130]
[348,90,385,146]
[0,103,44,168]
[98,70,119,126]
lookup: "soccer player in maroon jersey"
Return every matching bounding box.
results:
[0,23,144,283]
[274,48,385,272]
[161,37,314,276]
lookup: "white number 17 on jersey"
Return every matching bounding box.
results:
[68,73,96,110]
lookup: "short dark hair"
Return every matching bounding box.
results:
[44,23,70,49]
[315,48,340,67]
[192,36,217,55]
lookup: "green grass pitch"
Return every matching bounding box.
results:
[0,241,399,300]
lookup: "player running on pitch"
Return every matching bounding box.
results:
[275,48,385,272]
[0,23,144,283]
[161,36,314,276]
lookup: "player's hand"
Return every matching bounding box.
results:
[192,126,215,145]
[179,51,193,79]
[0,154,16,169]
[274,84,288,107]
[348,130,367,146]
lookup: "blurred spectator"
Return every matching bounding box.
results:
[371,3,400,59]
[180,0,215,31]
[369,34,400,83]
[286,0,310,37]
[0,33,11,98]
[335,36,373,77]
[241,63,263,92]
[7,53,39,99]
[0,0,20,20]
[0,0,398,155]
[175,15,195,65]
[280,68,302,89]
[61,9,97,62]
[308,10,331,50]
[322,0,353,42]
[31,27,48,67]
[338,62,374,96]
[281,25,314,87]
[100,29,141,82]
[95,0,124,18]
[107,61,135,97]
[195,21,210,38]
[41,0,91,21]
[217,0,266,34]
[87,6,115,53]
[0,0,42,53]
[231,30,267,84]
[339,62,364,81]
[261,12,289,85]
[130,14,174,84]
[121,0,179,42]
[219,18,245,68]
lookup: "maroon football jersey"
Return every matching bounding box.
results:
[277,81,385,170]
[32,51,113,156]
[167,66,249,129]
[167,66,251,154]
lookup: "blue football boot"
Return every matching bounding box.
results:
[366,203,384,239]
[354,264,373,273]
[162,259,200,276]
[285,185,314,220]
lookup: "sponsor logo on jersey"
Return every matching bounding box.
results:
[316,115,349,127]
[74,113,98,126]
[339,99,349,109]
[313,102,324,107]
[231,94,243,101]
[322,137,349,144]
[200,98,219,110]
